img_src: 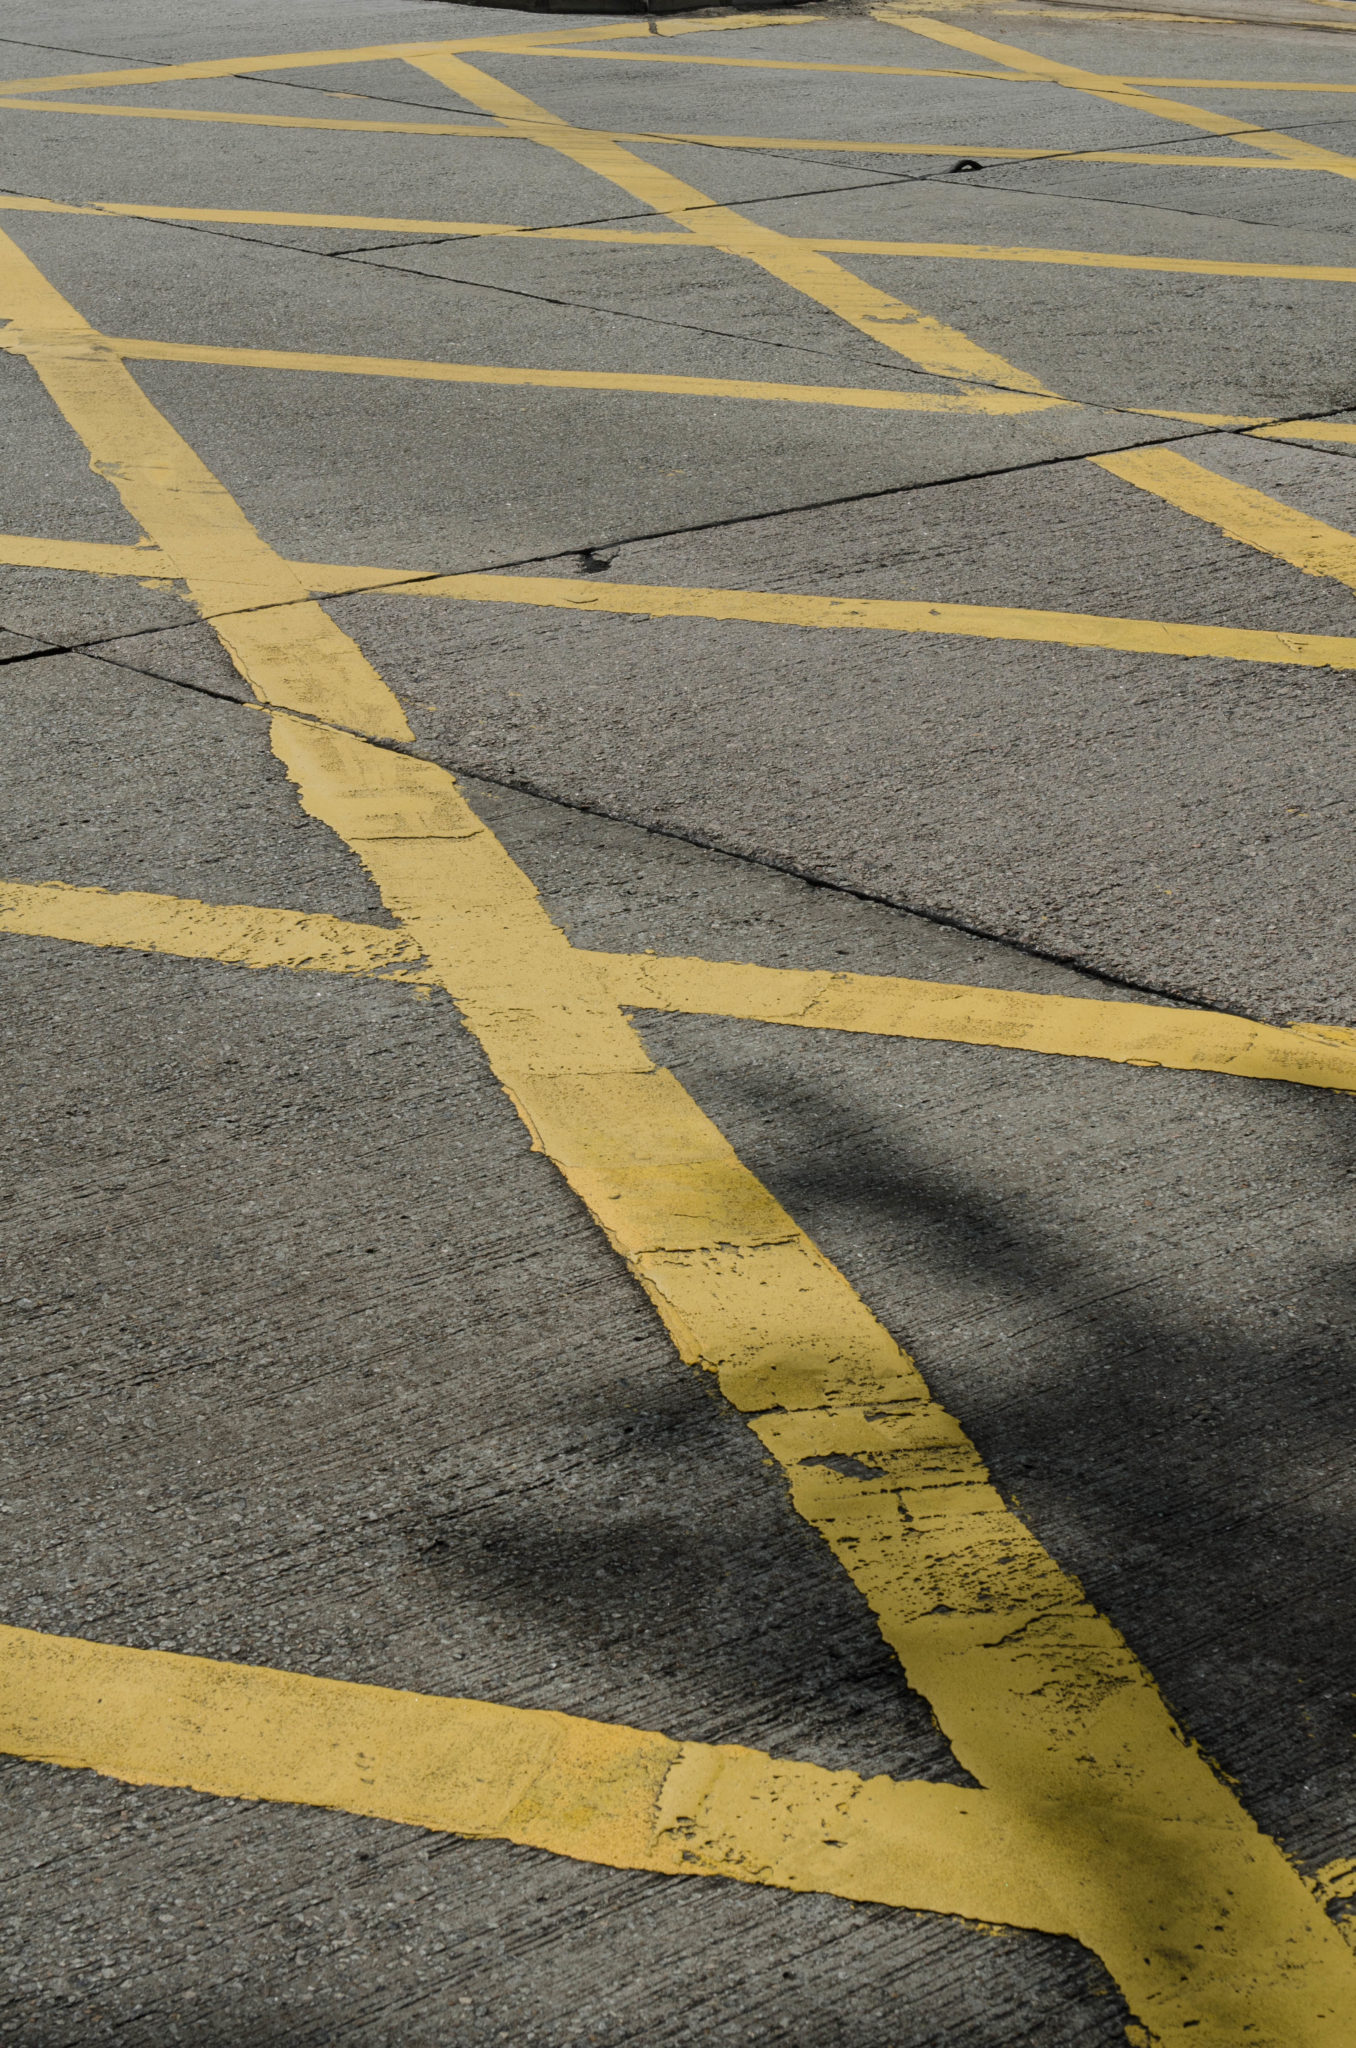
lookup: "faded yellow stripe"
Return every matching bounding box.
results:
[376,568,1356,673]
[8,229,1355,2042]
[1250,419,1356,445]
[0,97,1312,166]
[0,17,808,95]
[885,10,1356,180]
[0,1624,1042,1925]
[1094,444,1356,591]
[4,192,1353,280]
[0,96,501,138]
[6,528,1351,669]
[0,878,421,980]
[0,232,410,743]
[9,875,1355,1093]
[107,334,1061,416]
[594,950,1356,1091]
[508,45,1023,78]
[407,52,1056,395]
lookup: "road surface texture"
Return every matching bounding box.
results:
[0,0,1354,2042]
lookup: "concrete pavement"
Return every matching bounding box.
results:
[0,1,1354,2040]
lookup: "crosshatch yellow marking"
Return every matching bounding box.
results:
[6,876,1356,1093]
[0,1622,1065,1931]
[105,335,1061,416]
[882,8,1356,179]
[1094,444,1356,592]
[6,191,1356,283]
[405,50,1056,395]
[5,524,1355,670]
[0,97,1316,166]
[0,16,814,94]
[2,225,1354,2045]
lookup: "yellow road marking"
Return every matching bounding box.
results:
[368,567,1356,673]
[508,45,1025,78]
[0,95,1319,166]
[4,230,1354,2041]
[596,950,1356,1088]
[4,525,1351,669]
[0,878,423,980]
[0,17,813,95]
[0,1622,1063,1929]
[7,876,1356,1091]
[884,9,1356,180]
[7,190,1351,284]
[106,334,1061,415]
[408,50,1056,394]
[0,239,410,743]
[0,97,502,138]
[1252,418,1356,444]
[1094,444,1356,591]
[1125,74,1356,91]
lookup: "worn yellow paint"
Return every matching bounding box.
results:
[8,873,1356,1094]
[1124,74,1356,91]
[594,951,1356,1091]
[0,232,409,743]
[1251,418,1356,445]
[0,97,504,138]
[0,96,1315,167]
[0,533,172,576]
[0,1622,1065,1928]
[0,878,423,981]
[0,17,810,94]
[4,191,1353,282]
[406,52,1055,395]
[822,237,1356,284]
[105,335,1061,415]
[883,10,1356,179]
[374,567,1356,673]
[1094,444,1356,592]
[609,136,1302,166]
[6,173,1356,2048]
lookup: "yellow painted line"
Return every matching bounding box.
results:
[7,236,1353,2040]
[1125,74,1356,91]
[0,97,503,138]
[4,192,1346,283]
[7,525,1349,670]
[8,876,1355,1093]
[1093,444,1356,592]
[0,235,410,743]
[0,96,1315,166]
[0,879,423,980]
[106,334,1063,416]
[0,534,173,576]
[0,190,695,243]
[507,45,1027,78]
[882,9,1356,181]
[610,134,1305,166]
[406,52,1057,394]
[0,1622,1064,1929]
[1251,418,1356,444]
[0,17,812,95]
[593,951,1356,1091]
[816,237,1356,284]
[372,568,1356,673]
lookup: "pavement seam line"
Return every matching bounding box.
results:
[2,225,1353,2044]
[4,876,1354,1089]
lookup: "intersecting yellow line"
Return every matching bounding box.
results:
[6,877,1356,1092]
[0,1623,1053,1931]
[0,96,1318,166]
[2,223,1354,2044]
[6,525,1355,670]
[885,8,1356,179]
[9,189,1356,283]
